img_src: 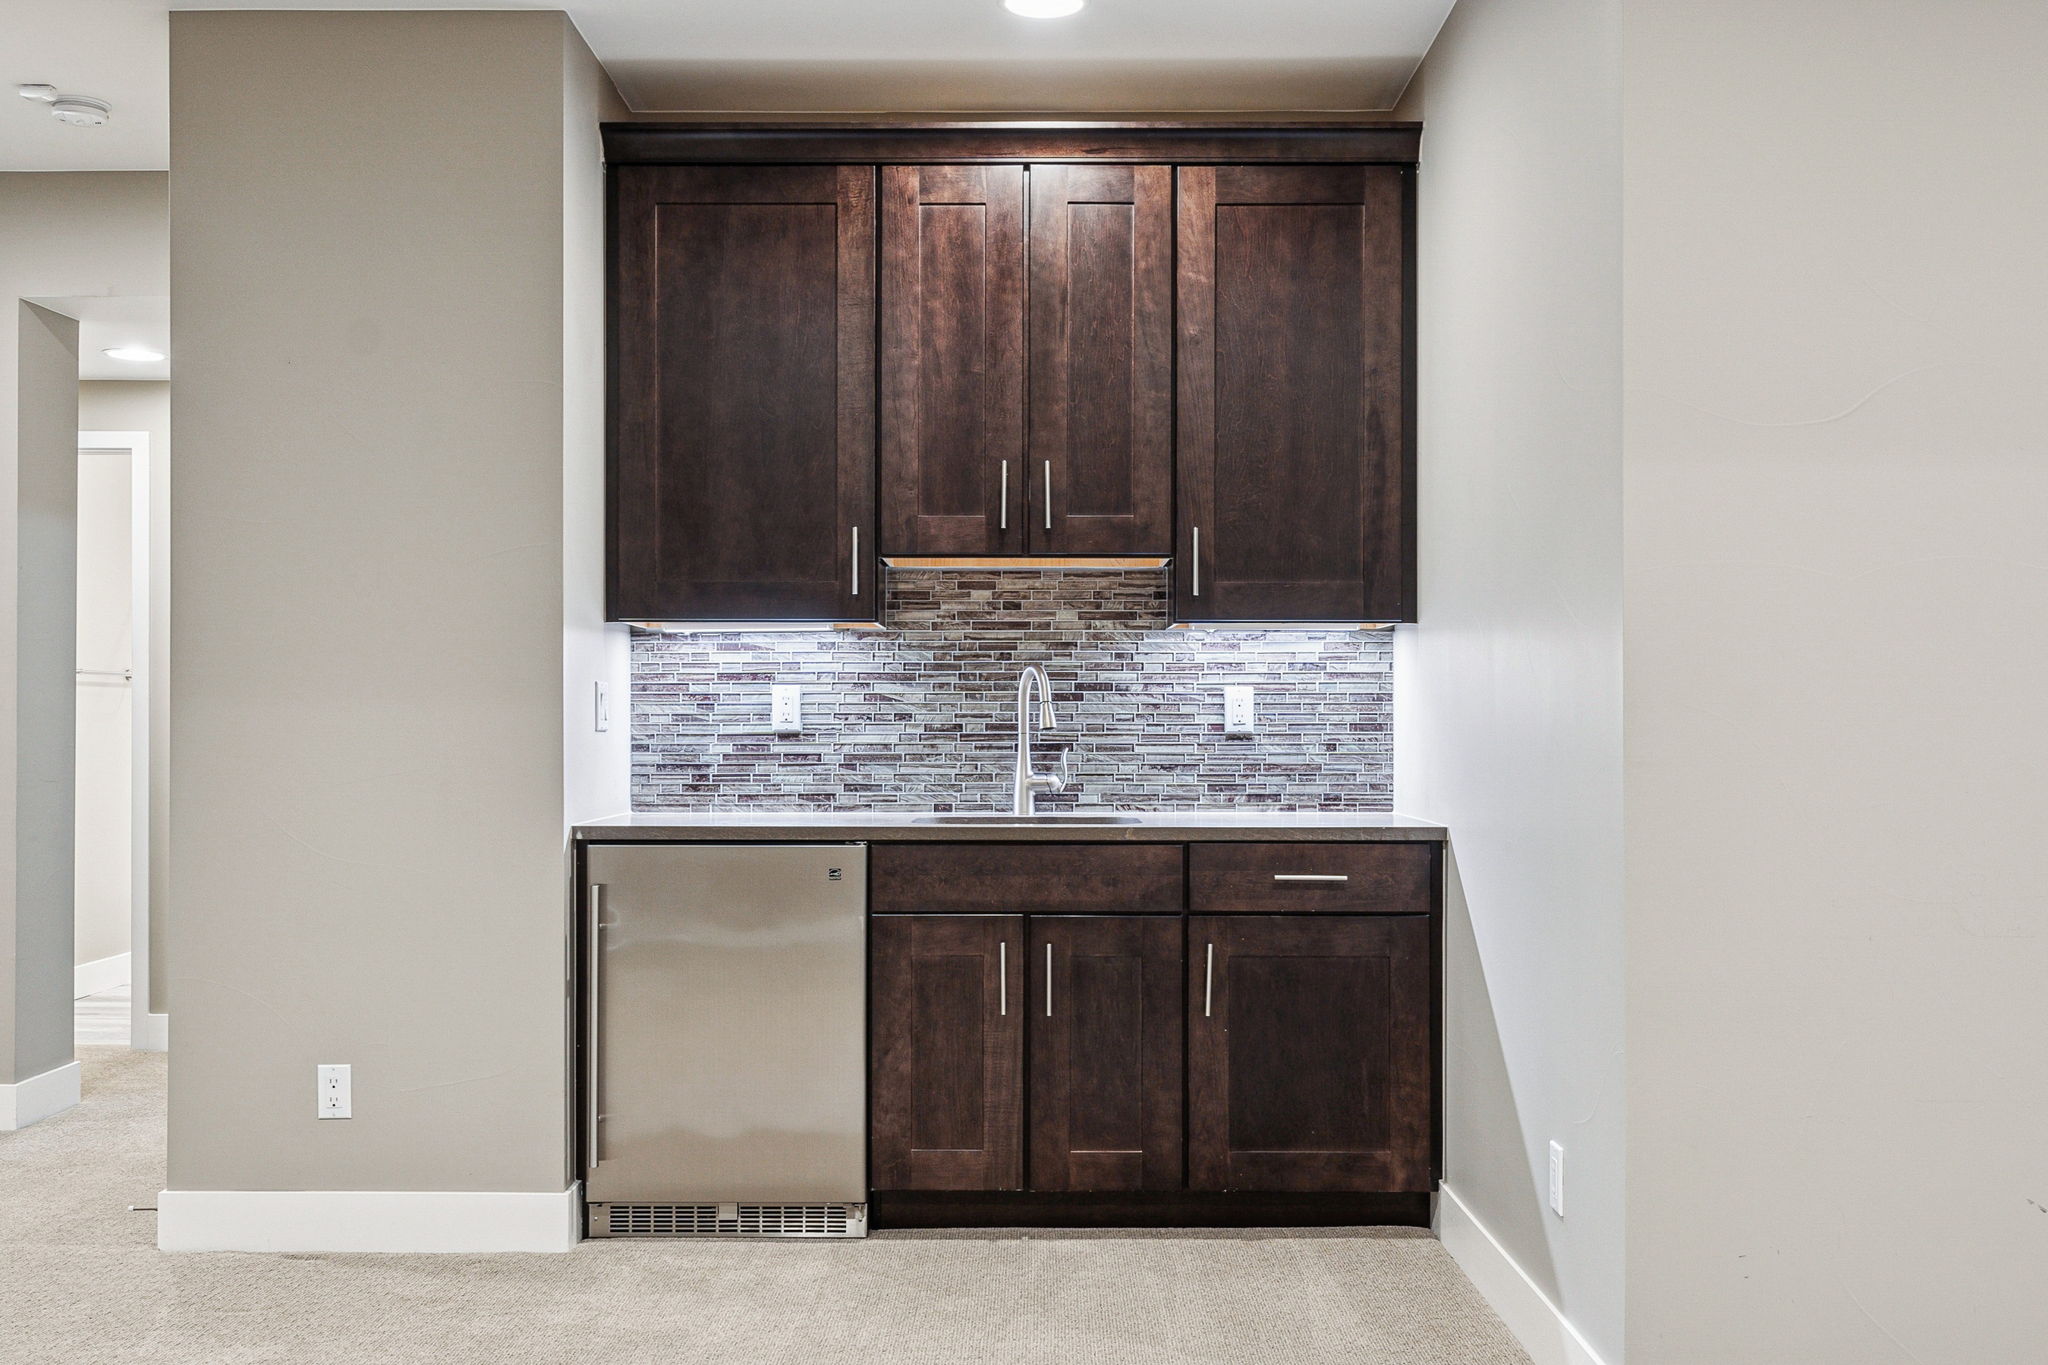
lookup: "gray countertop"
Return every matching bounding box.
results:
[573,811,1446,842]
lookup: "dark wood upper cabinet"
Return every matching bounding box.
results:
[1027,165,1174,555]
[1188,914,1433,1192]
[1028,916,1184,1193]
[608,126,1419,623]
[880,164,1026,556]
[871,914,1024,1191]
[1176,165,1414,622]
[609,164,877,621]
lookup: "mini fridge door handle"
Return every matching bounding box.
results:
[585,883,607,1168]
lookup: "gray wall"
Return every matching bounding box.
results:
[634,570,1393,812]
[167,11,621,1192]
[0,172,168,1089]
[562,32,633,832]
[1392,0,1626,1357]
[1622,1,2048,1358]
[6,303,78,1086]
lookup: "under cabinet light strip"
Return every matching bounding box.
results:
[1169,622,1397,632]
[880,556,1171,570]
[626,621,885,634]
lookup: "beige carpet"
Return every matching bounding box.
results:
[2,1048,1530,1364]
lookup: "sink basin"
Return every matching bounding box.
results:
[913,813,1143,826]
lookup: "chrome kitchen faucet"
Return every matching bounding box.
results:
[1011,664,1069,816]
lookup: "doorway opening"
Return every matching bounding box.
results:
[75,428,164,1052]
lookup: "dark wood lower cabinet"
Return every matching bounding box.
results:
[866,842,1442,1225]
[1188,915,1434,1192]
[1028,916,1182,1192]
[870,915,1024,1190]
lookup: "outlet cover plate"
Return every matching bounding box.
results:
[318,1064,352,1120]
[771,684,803,735]
[1223,685,1256,735]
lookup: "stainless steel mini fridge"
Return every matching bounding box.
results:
[582,843,867,1238]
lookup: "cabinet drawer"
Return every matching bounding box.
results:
[871,843,1184,915]
[1189,843,1434,914]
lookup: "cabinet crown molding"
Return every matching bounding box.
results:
[601,120,1422,166]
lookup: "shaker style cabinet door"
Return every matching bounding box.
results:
[880,164,1027,556]
[609,165,877,622]
[1026,164,1173,555]
[1188,914,1433,1192]
[871,914,1025,1191]
[1175,165,1414,622]
[1028,916,1184,1192]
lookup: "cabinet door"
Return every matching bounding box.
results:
[610,165,877,621]
[880,165,1026,556]
[871,915,1024,1190]
[1188,915,1432,1191]
[1028,916,1184,1192]
[1175,165,1413,622]
[1027,165,1173,555]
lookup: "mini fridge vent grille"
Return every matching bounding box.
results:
[594,1203,867,1239]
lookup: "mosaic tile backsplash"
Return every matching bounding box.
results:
[630,569,1393,811]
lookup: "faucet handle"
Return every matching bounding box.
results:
[1050,747,1071,793]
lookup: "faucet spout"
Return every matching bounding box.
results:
[1012,665,1067,816]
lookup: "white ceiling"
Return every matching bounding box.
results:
[2,0,1450,172]
[2,1,169,170]
[39,295,172,380]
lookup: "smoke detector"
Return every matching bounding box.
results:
[17,85,112,127]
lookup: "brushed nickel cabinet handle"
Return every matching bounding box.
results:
[850,526,861,597]
[1045,942,1054,1017]
[1044,460,1053,531]
[999,940,1008,1016]
[1192,526,1202,597]
[1274,874,1350,882]
[1000,460,1009,530]
[1203,941,1215,1018]
[586,884,608,1168]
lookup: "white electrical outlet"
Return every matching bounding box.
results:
[318,1064,352,1120]
[1223,685,1256,735]
[770,683,802,736]
[594,680,611,733]
[771,684,803,735]
[1549,1140,1565,1217]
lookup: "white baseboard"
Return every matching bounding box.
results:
[158,1182,582,1253]
[75,951,131,998]
[131,1011,169,1053]
[1437,1183,1611,1365]
[1,1060,82,1131]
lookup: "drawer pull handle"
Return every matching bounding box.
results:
[1045,942,1054,1017]
[1273,873,1350,882]
[999,941,1007,1016]
[1203,942,1215,1018]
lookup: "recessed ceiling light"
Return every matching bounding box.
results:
[103,346,164,364]
[1004,0,1085,16]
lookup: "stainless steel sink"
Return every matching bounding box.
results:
[913,813,1143,826]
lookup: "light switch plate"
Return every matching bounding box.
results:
[772,684,803,735]
[594,681,611,733]
[1223,685,1256,735]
